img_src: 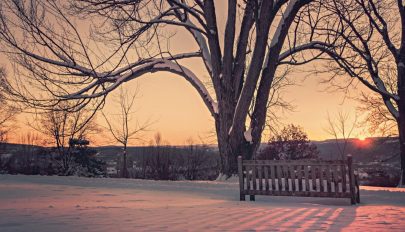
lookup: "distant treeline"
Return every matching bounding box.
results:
[0,143,105,177]
[0,143,220,181]
[103,145,220,181]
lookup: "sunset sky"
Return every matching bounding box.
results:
[1,1,371,146]
[5,61,367,146]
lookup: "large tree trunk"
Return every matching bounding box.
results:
[398,60,405,186]
[216,127,260,177]
[215,94,262,177]
[399,117,405,186]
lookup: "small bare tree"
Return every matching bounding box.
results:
[0,68,18,143]
[357,92,397,137]
[324,111,357,160]
[183,137,208,180]
[102,86,149,178]
[33,103,100,175]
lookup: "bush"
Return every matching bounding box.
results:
[258,124,319,160]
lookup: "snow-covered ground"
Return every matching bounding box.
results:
[1,175,405,231]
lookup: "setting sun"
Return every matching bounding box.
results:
[358,135,366,141]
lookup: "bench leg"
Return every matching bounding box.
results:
[250,195,255,201]
[240,194,245,201]
[351,197,356,205]
[356,188,360,204]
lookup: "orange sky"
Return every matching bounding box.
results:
[2,1,371,146]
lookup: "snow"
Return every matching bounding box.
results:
[228,125,233,135]
[244,127,253,143]
[215,173,239,182]
[0,153,13,159]
[1,175,405,231]
[269,0,298,48]
[212,102,219,114]
[183,19,212,74]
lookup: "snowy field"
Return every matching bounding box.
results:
[1,175,405,231]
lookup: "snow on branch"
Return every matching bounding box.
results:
[65,56,218,116]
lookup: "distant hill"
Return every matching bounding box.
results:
[312,137,399,163]
[0,143,43,154]
[1,137,401,164]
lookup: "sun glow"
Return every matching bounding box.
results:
[358,136,366,141]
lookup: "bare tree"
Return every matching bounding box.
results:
[288,0,405,184]
[102,86,149,178]
[32,103,100,175]
[183,137,210,180]
[357,92,397,137]
[147,132,173,179]
[324,110,357,160]
[257,124,319,160]
[0,68,18,143]
[0,0,324,176]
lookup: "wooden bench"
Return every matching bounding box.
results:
[238,155,360,204]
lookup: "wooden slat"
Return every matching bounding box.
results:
[286,165,291,192]
[264,166,269,191]
[258,163,263,191]
[277,165,283,192]
[238,156,244,201]
[252,163,257,190]
[304,165,309,192]
[330,165,335,193]
[242,189,352,198]
[316,167,321,192]
[270,165,275,191]
[342,163,347,193]
[326,164,332,193]
[337,165,342,193]
[348,155,356,204]
[282,165,287,191]
[283,165,288,191]
[332,165,338,194]
[319,165,324,192]
[291,165,298,191]
[297,165,302,192]
[310,165,316,192]
[243,159,346,166]
[246,165,251,191]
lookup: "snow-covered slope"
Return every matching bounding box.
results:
[0,175,404,231]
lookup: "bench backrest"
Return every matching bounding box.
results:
[238,155,358,202]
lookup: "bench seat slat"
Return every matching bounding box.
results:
[242,190,352,198]
[243,160,345,165]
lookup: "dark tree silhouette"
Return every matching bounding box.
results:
[257,124,319,160]
[296,0,405,184]
[0,68,18,143]
[102,86,150,178]
[0,0,321,176]
[32,103,100,175]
